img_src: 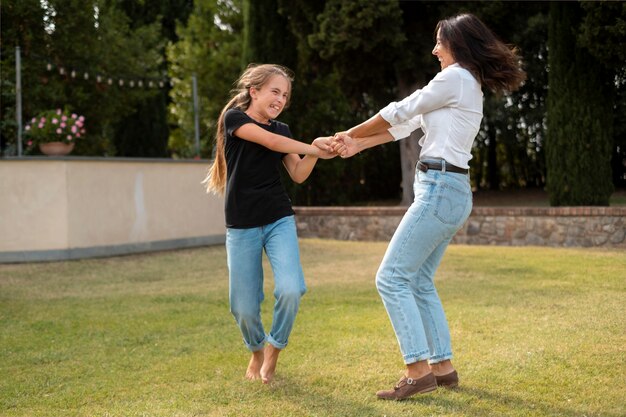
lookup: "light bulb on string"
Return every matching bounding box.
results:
[129,80,135,88]
[47,63,53,71]
[107,78,113,85]
[71,70,76,78]
[97,75,102,83]
[119,79,124,87]
[59,67,65,75]
[84,72,89,80]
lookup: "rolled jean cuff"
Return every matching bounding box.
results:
[267,334,288,350]
[246,336,267,352]
[403,350,430,365]
[428,353,453,365]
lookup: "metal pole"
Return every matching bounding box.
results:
[192,74,200,157]
[16,46,23,157]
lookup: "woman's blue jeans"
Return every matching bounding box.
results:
[376,163,472,365]
[226,215,306,352]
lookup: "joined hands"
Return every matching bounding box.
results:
[312,133,359,159]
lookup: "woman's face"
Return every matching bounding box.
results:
[432,29,456,70]
[249,75,290,122]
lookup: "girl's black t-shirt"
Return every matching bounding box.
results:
[223,108,294,228]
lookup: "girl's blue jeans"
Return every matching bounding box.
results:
[376,163,472,365]
[226,215,306,352]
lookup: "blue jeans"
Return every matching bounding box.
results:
[376,163,472,365]
[226,215,306,352]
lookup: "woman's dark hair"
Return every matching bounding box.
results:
[436,13,526,94]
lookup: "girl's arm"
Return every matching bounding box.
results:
[283,137,335,184]
[234,123,326,156]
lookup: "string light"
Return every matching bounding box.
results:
[40,60,170,90]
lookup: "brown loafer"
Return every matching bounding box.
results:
[435,370,459,388]
[376,373,437,400]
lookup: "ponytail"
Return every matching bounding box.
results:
[202,94,247,194]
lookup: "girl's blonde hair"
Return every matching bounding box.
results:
[202,63,294,195]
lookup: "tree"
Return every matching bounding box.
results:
[546,2,614,206]
[166,0,242,158]
[306,0,436,205]
[112,0,194,158]
[578,1,626,188]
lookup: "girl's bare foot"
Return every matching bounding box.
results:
[245,349,264,380]
[260,344,281,384]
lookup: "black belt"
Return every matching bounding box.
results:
[417,160,468,174]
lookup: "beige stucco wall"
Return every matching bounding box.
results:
[0,158,225,261]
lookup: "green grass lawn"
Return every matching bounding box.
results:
[1,240,624,417]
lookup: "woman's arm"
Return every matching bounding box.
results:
[282,137,335,183]
[234,123,326,157]
[346,114,392,139]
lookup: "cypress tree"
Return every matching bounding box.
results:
[241,0,297,69]
[546,2,614,206]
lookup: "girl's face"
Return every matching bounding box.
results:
[432,29,455,70]
[248,75,291,122]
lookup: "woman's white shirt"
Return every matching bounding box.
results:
[379,63,483,169]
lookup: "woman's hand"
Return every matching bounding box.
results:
[331,133,359,158]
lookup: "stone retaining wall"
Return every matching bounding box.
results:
[294,206,626,248]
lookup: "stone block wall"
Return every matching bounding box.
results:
[294,206,626,248]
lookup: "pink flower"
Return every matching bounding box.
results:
[38,124,44,129]
[57,128,62,134]
[52,118,58,124]
[78,116,85,122]
[75,133,81,138]
[71,125,77,133]
[61,115,67,121]
[40,117,46,123]
[25,125,31,131]
[56,109,62,115]
[67,135,72,141]
[31,117,37,123]
[60,122,66,128]
[27,140,33,146]
[71,113,77,119]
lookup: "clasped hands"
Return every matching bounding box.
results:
[312,132,358,159]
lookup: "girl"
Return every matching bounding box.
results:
[332,14,526,400]
[204,64,334,383]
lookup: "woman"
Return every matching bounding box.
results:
[332,13,526,400]
[204,64,334,384]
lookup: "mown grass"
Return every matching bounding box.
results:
[1,240,624,417]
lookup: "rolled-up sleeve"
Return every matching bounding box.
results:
[387,116,422,141]
[379,68,460,128]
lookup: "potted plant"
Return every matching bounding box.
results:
[24,108,86,156]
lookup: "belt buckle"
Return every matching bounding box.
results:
[418,161,428,173]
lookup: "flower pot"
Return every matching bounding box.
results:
[39,142,75,156]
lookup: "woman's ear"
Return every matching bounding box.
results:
[249,87,257,100]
